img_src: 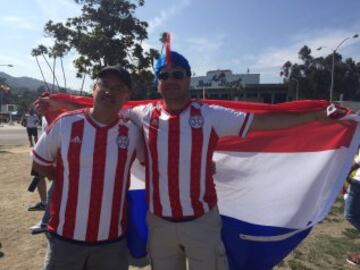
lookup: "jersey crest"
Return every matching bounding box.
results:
[117,135,129,149]
[189,115,204,129]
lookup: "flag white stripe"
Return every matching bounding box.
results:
[215,129,360,229]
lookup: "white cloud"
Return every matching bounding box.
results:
[250,28,360,83]
[0,16,36,30]
[181,34,227,76]
[34,0,81,22]
[147,0,190,33]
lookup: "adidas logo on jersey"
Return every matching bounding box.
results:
[70,136,82,144]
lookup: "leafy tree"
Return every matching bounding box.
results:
[34,0,161,99]
[42,0,153,79]
[281,46,360,100]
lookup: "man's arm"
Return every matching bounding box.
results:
[33,96,84,115]
[32,161,56,180]
[250,110,330,132]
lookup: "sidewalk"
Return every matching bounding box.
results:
[0,123,26,130]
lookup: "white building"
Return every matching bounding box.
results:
[0,104,17,114]
[190,69,260,89]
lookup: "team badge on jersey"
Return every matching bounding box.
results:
[117,135,129,149]
[189,115,204,129]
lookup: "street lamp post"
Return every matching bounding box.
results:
[0,64,14,117]
[290,77,299,100]
[317,34,358,101]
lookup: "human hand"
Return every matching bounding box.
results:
[326,104,348,119]
[33,96,65,114]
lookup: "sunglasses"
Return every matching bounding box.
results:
[158,70,187,81]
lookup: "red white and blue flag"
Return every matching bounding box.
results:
[42,94,360,270]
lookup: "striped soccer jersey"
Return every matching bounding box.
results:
[32,109,141,243]
[129,100,253,220]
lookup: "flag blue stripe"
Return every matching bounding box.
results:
[221,215,311,270]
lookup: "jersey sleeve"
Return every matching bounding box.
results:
[123,106,145,129]
[32,119,61,166]
[209,105,254,138]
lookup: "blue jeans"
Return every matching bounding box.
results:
[344,179,360,231]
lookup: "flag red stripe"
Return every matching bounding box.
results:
[86,129,107,242]
[149,109,162,215]
[190,107,204,216]
[63,120,84,238]
[204,129,219,210]
[218,121,357,153]
[168,115,183,218]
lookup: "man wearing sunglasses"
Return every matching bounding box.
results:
[125,50,339,270]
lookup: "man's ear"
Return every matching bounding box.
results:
[92,84,96,97]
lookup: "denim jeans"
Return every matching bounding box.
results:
[344,179,360,231]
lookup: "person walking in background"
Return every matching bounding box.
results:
[22,108,40,147]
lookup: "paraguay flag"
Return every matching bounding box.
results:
[42,94,360,270]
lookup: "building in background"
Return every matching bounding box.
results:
[190,69,290,104]
[0,104,19,123]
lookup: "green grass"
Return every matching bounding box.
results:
[275,198,360,269]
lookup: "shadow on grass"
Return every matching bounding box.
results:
[0,241,4,258]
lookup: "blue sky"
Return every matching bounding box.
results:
[1,0,359,92]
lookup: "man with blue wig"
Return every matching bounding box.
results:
[126,50,334,270]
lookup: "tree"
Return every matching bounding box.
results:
[42,0,153,80]
[281,46,360,100]
[31,47,50,91]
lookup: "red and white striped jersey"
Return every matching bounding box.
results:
[32,109,141,243]
[128,100,253,220]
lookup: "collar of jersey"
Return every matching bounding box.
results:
[160,100,192,115]
[84,108,120,130]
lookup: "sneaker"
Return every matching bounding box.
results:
[28,202,46,211]
[346,253,360,266]
[30,222,47,235]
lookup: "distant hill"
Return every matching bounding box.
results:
[0,72,79,94]
[0,71,51,91]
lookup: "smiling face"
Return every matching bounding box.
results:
[157,66,191,105]
[92,73,130,115]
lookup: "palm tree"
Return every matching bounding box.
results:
[36,45,61,92]
[31,48,50,91]
[52,43,69,92]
